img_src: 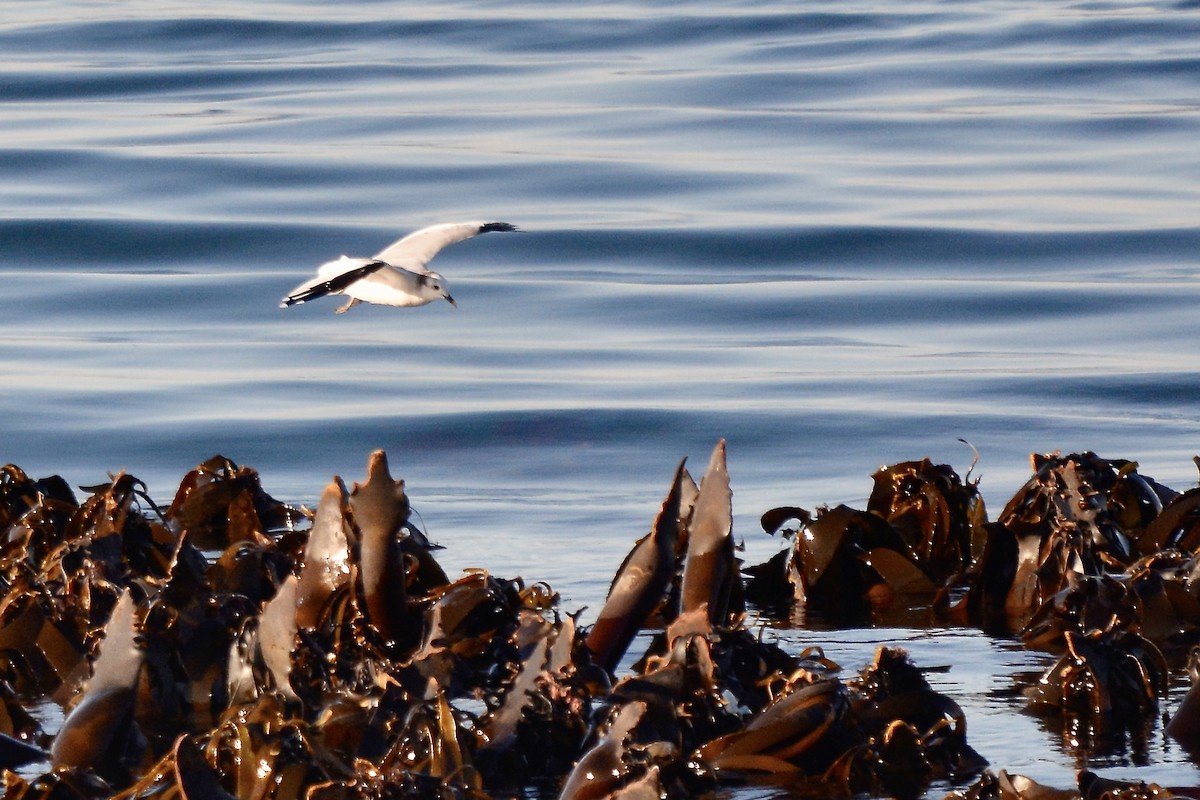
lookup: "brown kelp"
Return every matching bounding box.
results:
[1,446,1199,798]
[748,456,985,623]
[748,449,1200,794]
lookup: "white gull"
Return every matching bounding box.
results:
[280,221,518,313]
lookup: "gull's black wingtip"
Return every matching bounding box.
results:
[481,222,519,233]
[280,291,314,308]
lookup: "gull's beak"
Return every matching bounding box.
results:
[445,294,457,307]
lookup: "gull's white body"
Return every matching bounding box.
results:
[280,221,517,313]
[306,256,433,309]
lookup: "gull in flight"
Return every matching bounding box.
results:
[280,221,518,313]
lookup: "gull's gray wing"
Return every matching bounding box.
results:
[372,221,517,273]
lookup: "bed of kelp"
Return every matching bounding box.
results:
[1,443,1199,799]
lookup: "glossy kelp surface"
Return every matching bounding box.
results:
[3,446,1200,798]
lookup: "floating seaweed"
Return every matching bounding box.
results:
[946,768,1200,800]
[935,453,1172,632]
[747,457,986,625]
[0,445,1197,798]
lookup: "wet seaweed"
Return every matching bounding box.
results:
[0,446,1198,798]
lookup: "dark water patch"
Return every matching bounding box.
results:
[0,18,360,56]
[0,61,518,102]
[978,372,1200,413]
[0,15,627,59]
[514,225,1200,274]
[0,148,416,196]
[948,54,1200,94]
[0,10,919,71]
[997,12,1200,51]
[0,218,367,268]
[592,280,1181,332]
[0,148,559,226]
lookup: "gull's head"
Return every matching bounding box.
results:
[421,272,456,307]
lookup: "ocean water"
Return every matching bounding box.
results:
[2,0,1200,793]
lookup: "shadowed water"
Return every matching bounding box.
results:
[2,0,1200,793]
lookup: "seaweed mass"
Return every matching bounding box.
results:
[2,443,1199,799]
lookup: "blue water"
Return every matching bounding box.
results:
[3,0,1200,793]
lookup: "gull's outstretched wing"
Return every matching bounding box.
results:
[280,257,387,307]
[373,221,518,272]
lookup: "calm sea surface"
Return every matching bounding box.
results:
[3,0,1200,793]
